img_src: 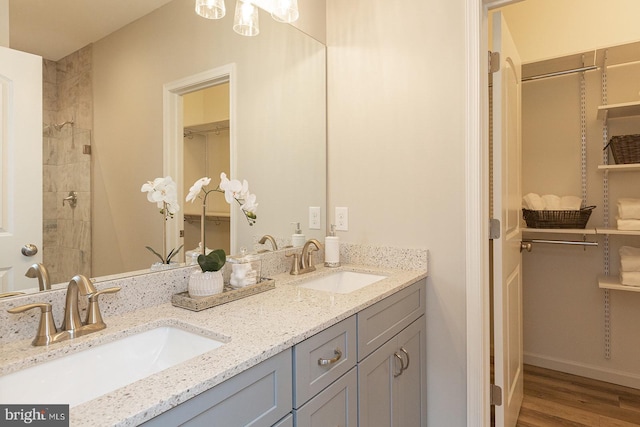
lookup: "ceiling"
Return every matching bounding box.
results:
[9,0,175,61]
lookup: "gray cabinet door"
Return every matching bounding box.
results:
[357,337,397,427]
[294,367,358,427]
[142,350,292,427]
[358,317,426,427]
[396,317,427,427]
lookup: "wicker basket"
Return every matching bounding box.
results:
[522,206,596,229]
[604,135,640,164]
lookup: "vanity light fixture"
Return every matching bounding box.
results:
[233,0,260,36]
[195,0,299,37]
[270,0,299,23]
[195,0,226,19]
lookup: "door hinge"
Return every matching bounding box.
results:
[489,51,500,74]
[490,384,503,406]
[179,230,184,238]
[489,219,501,240]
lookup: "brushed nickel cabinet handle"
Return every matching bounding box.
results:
[400,347,410,372]
[393,352,405,377]
[318,348,342,366]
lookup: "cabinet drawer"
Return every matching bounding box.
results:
[293,367,358,427]
[293,315,357,408]
[142,349,292,427]
[357,279,425,361]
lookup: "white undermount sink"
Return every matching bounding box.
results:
[298,271,387,294]
[0,325,224,407]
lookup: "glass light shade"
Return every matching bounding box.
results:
[271,0,299,23]
[233,0,259,36]
[195,0,226,19]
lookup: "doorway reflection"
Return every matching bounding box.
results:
[182,83,231,256]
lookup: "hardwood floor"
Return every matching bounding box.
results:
[517,364,640,426]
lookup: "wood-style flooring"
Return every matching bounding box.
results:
[517,364,640,426]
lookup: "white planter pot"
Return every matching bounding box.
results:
[188,270,224,298]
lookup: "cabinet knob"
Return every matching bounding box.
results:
[318,348,342,366]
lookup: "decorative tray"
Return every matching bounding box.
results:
[171,278,275,312]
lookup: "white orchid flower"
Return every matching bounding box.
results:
[186,177,211,202]
[241,191,258,214]
[219,173,247,205]
[141,176,180,213]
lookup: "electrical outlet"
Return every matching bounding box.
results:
[309,206,321,230]
[335,207,348,231]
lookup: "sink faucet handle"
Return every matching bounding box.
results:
[7,303,58,346]
[286,252,301,275]
[85,287,121,328]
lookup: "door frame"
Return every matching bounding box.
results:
[163,63,238,255]
[465,0,523,425]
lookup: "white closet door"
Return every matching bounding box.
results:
[492,11,523,427]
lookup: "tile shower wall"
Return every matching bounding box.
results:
[42,45,92,285]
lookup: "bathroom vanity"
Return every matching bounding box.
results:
[142,279,426,426]
[0,261,427,427]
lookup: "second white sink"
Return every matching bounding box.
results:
[0,325,225,407]
[299,271,386,294]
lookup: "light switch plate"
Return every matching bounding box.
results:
[309,207,321,230]
[335,207,348,231]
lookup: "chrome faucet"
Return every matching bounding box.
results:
[25,263,51,291]
[288,239,323,275]
[7,275,121,346]
[258,234,278,252]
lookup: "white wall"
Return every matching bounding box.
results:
[327,0,468,424]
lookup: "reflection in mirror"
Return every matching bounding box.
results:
[183,83,232,256]
[4,0,326,298]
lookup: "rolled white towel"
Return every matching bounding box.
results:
[523,193,544,210]
[560,196,582,210]
[618,198,640,219]
[617,218,640,231]
[542,194,561,210]
[620,246,640,271]
[620,271,640,287]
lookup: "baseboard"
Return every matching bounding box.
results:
[524,352,640,389]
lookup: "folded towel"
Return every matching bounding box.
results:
[560,196,582,210]
[620,271,640,287]
[523,193,545,210]
[542,194,561,210]
[618,198,640,219]
[620,246,640,271]
[617,218,640,231]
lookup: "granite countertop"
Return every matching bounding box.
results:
[0,264,427,426]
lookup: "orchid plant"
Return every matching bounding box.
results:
[186,173,258,254]
[186,173,258,225]
[141,176,183,264]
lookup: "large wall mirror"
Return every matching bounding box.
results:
[4,0,326,297]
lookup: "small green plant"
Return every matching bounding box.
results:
[198,249,226,272]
